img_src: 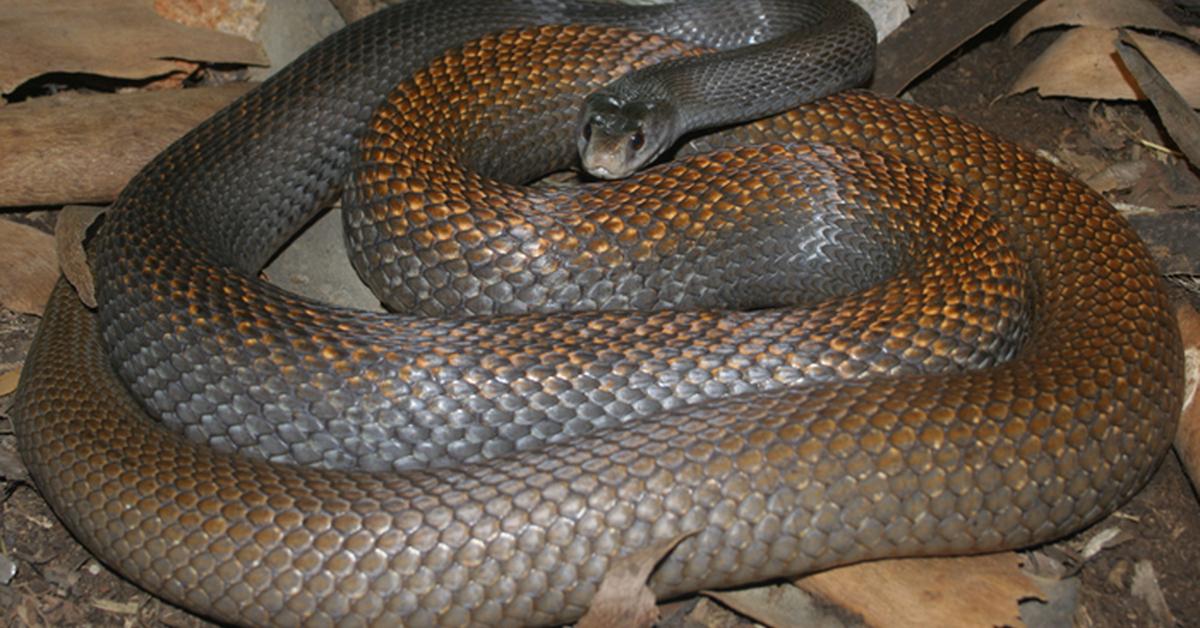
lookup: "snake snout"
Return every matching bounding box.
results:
[578,92,675,179]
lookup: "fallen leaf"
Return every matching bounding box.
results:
[1017,551,1082,628]
[705,582,848,628]
[796,553,1042,628]
[576,531,698,628]
[0,0,267,94]
[1131,561,1178,625]
[55,206,107,309]
[1088,158,1200,209]
[0,368,21,396]
[328,0,385,23]
[1079,527,1136,561]
[849,0,911,40]
[1009,0,1200,45]
[1085,160,1154,193]
[1173,302,1200,491]
[0,553,16,586]
[91,598,141,616]
[1009,28,1200,108]
[0,84,254,207]
[1117,31,1200,167]
[0,439,29,482]
[0,219,57,315]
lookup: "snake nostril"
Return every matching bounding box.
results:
[582,121,592,141]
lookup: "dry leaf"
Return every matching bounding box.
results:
[55,206,107,308]
[1174,302,1200,491]
[796,553,1042,628]
[0,553,16,585]
[1131,561,1178,625]
[706,583,846,628]
[0,368,21,396]
[0,0,267,94]
[0,83,254,207]
[1009,28,1200,108]
[1009,0,1200,45]
[576,531,698,628]
[329,0,386,23]
[0,440,29,483]
[0,219,57,315]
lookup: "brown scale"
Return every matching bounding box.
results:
[12,21,1182,628]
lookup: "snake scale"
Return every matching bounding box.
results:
[11,0,1183,626]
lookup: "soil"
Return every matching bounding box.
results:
[1,2,1199,627]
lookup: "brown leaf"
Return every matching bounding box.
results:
[55,206,107,309]
[576,531,698,628]
[0,0,267,94]
[1009,0,1200,45]
[705,583,847,628]
[1131,561,1178,625]
[0,368,20,396]
[1173,302,1200,491]
[0,84,254,208]
[328,0,387,23]
[1009,28,1200,108]
[796,553,1043,628]
[0,219,57,315]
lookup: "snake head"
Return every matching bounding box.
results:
[577,93,676,180]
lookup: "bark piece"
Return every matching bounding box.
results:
[0,84,254,208]
[0,0,266,94]
[0,219,57,315]
[1116,31,1200,167]
[871,0,1028,96]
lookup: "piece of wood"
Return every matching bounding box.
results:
[870,0,1028,96]
[1116,30,1200,167]
[0,0,266,94]
[0,83,253,208]
[0,219,58,315]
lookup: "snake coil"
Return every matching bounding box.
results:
[12,0,1182,626]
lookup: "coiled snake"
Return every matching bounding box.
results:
[11,0,1183,625]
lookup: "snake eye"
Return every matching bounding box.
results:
[630,130,645,151]
[582,121,592,141]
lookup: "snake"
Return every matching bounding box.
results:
[10,0,1184,625]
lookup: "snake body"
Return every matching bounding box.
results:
[11,0,1183,626]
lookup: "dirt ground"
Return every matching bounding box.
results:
[1,2,1199,627]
